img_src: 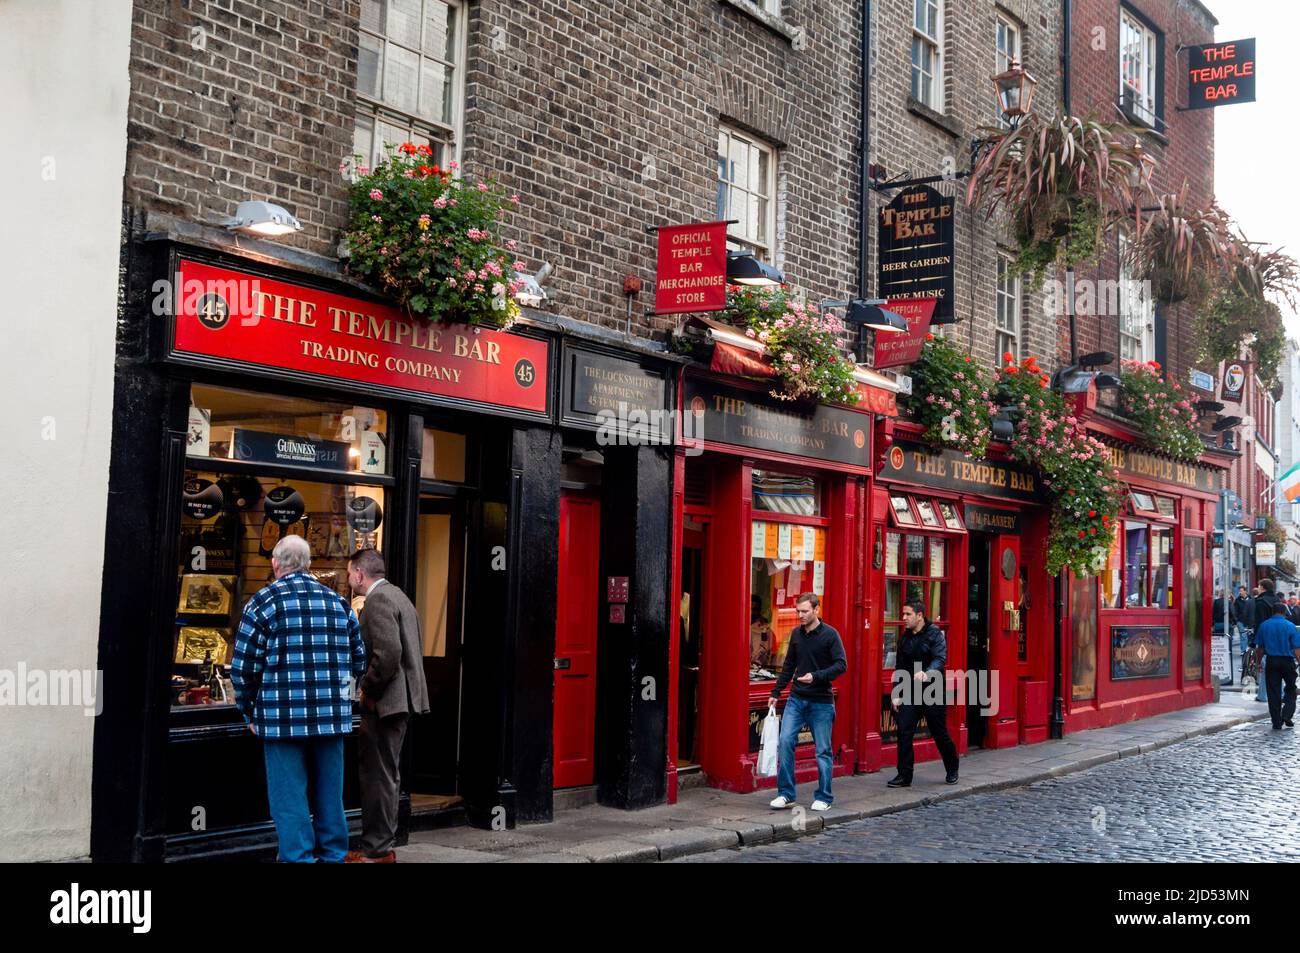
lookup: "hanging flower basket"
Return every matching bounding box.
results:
[344,144,526,326]
[902,335,995,457]
[717,286,861,405]
[1126,187,1236,308]
[1117,361,1202,462]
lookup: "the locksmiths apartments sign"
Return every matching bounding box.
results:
[878,185,955,323]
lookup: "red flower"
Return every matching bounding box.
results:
[399,142,417,155]
[964,356,972,363]
[418,165,433,177]
[1078,531,1086,538]
[1003,351,1014,362]
[1007,366,1019,375]
[1089,528,1097,535]
[1067,489,1075,496]
[1088,510,1096,517]
[416,144,433,156]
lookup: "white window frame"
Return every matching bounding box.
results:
[995,13,1022,128]
[754,0,781,14]
[912,0,944,112]
[1120,9,1159,127]
[1118,230,1155,363]
[996,252,1021,363]
[352,0,467,173]
[717,125,777,262]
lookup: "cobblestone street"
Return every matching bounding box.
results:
[678,717,1300,863]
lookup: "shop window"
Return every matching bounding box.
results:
[420,427,467,482]
[1183,536,1204,680]
[753,469,820,516]
[717,125,776,261]
[936,500,965,531]
[1123,520,1149,607]
[353,0,464,172]
[173,471,386,710]
[1070,574,1098,701]
[1155,496,1176,520]
[750,520,828,681]
[189,384,388,476]
[1151,525,1174,608]
[914,498,942,528]
[882,531,948,742]
[1130,490,1159,519]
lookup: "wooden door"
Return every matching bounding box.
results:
[554,491,601,788]
[986,534,1021,746]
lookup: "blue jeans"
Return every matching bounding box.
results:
[263,735,349,863]
[776,695,835,804]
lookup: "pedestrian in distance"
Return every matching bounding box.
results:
[345,548,431,864]
[768,593,847,813]
[1255,602,1300,730]
[1253,579,1284,704]
[231,534,367,864]
[888,600,960,788]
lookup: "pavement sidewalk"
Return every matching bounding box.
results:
[397,694,1268,863]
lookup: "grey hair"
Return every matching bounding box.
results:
[272,534,311,573]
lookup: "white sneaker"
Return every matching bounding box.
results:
[769,795,793,809]
[810,799,832,812]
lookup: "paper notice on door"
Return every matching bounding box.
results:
[791,529,804,561]
[765,522,779,559]
[752,521,767,558]
[778,524,792,559]
[813,560,825,594]
[802,526,816,560]
[814,529,826,561]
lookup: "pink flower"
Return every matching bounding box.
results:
[357,165,370,175]
[448,278,458,287]
[474,283,485,293]
[477,182,489,192]
[433,197,448,209]
[745,328,756,338]
[369,189,383,200]
[513,260,526,271]
[790,363,802,372]
[510,194,520,204]
[465,270,477,281]
[492,282,506,297]
[449,160,459,171]
[506,239,518,250]
[371,215,382,223]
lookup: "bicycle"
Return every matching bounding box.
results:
[1240,631,1260,695]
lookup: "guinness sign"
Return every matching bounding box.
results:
[878,186,955,324]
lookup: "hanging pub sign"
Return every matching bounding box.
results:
[654,221,729,315]
[872,298,938,369]
[170,259,550,417]
[1221,361,1248,403]
[1186,38,1255,109]
[878,185,955,323]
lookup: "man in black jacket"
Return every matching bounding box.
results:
[768,593,847,812]
[1254,578,1283,629]
[888,600,960,787]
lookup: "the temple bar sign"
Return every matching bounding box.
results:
[878,186,955,324]
[1187,38,1255,109]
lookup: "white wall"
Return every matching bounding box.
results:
[0,0,132,861]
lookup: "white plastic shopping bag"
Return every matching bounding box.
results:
[757,702,780,777]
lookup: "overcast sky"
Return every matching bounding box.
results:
[1212,0,1300,336]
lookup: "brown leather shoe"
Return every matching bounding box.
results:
[345,850,396,863]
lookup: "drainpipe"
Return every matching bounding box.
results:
[858,0,871,300]
[1050,0,1073,741]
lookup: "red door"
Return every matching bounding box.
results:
[986,535,1021,747]
[554,491,601,788]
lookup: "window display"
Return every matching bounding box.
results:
[188,384,389,475]
[881,531,949,741]
[172,470,386,709]
[752,470,820,516]
[749,520,827,681]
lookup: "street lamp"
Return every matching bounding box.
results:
[991,60,1039,123]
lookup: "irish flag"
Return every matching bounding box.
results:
[1281,461,1300,503]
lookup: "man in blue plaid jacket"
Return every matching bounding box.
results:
[232,534,367,863]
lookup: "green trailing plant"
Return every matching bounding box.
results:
[1126,185,1236,307]
[344,144,525,325]
[1259,515,1288,552]
[967,112,1151,288]
[1196,245,1299,389]
[904,334,996,457]
[723,286,861,405]
[1117,360,1203,461]
[997,354,1124,577]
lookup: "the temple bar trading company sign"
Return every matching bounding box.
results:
[654,221,728,314]
[878,185,955,323]
[684,377,871,469]
[1187,38,1255,109]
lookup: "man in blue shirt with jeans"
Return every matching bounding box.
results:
[1255,601,1300,730]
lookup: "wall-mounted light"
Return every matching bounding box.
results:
[726,250,784,287]
[222,200,303,237]
[515,262,554,306]
[991,60,1038,123]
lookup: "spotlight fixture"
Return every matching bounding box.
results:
[222,200,303,237]
[725,250,784,287]
[515,262,554,306]
[845,300,908,333]
[1195,400,1225,414]
[1094,372,1121,389]
[1078,351,1115,369]
[1213,415,1243,432]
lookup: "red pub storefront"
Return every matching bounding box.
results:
[1064,426,1222,731]
[865,427,1054,771]
[667,371,889,798]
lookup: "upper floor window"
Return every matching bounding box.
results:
[995,13,1022,127]
[1120,9,1160,127]
[1118,229,1154,363]
[717,126,776,261]
[912,0,943,111]
[996,252,1021,362]
[354,0,464,171]
[754,0,781,14]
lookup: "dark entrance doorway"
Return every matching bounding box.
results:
[967,532,991,748]
[409,494,466,795]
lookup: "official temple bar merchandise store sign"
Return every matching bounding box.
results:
[654,222,728,315]
[872,298,938,370]
[1187,38,1255,109]
[171,259,549,416]
[877,186,955,323]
